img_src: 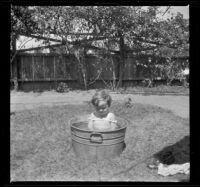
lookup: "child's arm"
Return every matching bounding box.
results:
[88,113,95,130]
[108,113,117,122]
[107,113,117,129]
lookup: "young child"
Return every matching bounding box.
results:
[88,90,117,131]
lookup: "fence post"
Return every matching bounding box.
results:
[43,55,45,79]
[32,55,34,80]
[32,55,35,90]
[13,57,18,91]
[63,55,66,79]
[12,35,19,91]
[54,56,56,89]
[54,56,55,79]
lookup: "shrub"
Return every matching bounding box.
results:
[56,82,71,93]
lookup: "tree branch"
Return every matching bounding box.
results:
[132,35,178,49]
[17,43,64,52]
[10,37,34,64]
[87,69,103,86]
[86,45,120,54]
[20,33,62,43]
[127,46,158,52]
[19,32,118,47]
[162,6,171,16]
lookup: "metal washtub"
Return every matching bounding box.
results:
[69,117,128,160]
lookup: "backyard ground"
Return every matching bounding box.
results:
[10,89,189,182]
[11,89,189,118]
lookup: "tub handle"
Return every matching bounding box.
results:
[90,132,103,144]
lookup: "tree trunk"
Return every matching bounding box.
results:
[117,33,125,88]
[75,47,88,90]
[118,60,124,88]
[82,49,88,90]
[111,56,116,90]
[12,35,18,91]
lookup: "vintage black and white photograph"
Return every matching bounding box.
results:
[10,6,189,182]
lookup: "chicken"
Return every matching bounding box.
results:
[124,97,133,108]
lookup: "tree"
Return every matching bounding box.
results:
[11,6,40,54]
[11,6,189,89]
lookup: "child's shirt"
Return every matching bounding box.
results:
[88,112,117,131]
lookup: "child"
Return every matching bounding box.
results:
[88,90,117,131]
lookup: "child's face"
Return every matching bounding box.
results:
[95,100,109,117]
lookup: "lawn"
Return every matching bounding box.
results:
[116,85,189,95]
[10,101,189,181]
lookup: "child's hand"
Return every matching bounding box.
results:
[110,121,117,130]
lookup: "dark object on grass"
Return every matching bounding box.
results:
[10,112,15,115]
[153,136,189,165]
[179,178,189,182]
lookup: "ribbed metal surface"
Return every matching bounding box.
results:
[71,132,125,146]
[69,117,128,160]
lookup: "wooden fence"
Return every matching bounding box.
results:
[10,53,188,91]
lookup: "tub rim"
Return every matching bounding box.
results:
[69,116,128,133]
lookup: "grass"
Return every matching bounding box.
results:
[115,85,189,95]
[10,102,189,181]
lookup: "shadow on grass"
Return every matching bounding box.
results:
[10,102,189,181]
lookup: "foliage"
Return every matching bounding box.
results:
[11,6,40,66]
[11,6,39,48]
[89,51,118,90]
[157,57,188,86]
[12,6,189,58]
[56,82,71,93]
[11,6,189,88]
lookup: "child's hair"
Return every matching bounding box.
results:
[91,90,112,107]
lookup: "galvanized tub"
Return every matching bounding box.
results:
[70,116,128,161]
